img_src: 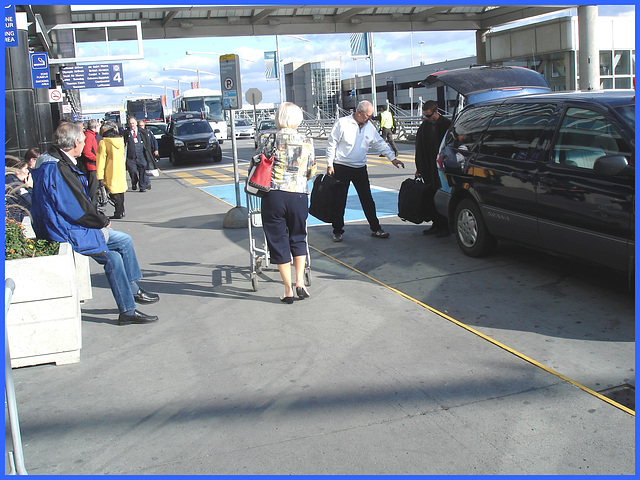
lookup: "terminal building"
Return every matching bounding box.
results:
[334,14,634,115]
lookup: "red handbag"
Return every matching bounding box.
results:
[245,134,276,196]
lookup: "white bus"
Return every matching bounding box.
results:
[172,88,227,143]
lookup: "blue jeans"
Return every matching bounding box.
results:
[91,229,142,314]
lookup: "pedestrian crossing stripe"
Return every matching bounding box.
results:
[173,171,208,185]
[200,169,235,182]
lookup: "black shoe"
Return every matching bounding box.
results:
[296,286,310,299]
[146,183,152,190]
[110,212,125,219]
[134,288,160,304]
[280,296,294,304]
[132,184,137,191]
[139,189,147,193]
[118,309,158,325]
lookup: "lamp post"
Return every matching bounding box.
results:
[163,67,218,87]
[186,50,255,64]
[274,34,310,105]
[150,76,183,96]
[419,41,425,66]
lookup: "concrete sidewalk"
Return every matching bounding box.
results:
[5,172,634,475]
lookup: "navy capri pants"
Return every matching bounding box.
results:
[260,189,308,265]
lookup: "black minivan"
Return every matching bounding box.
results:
[434,90,635,277]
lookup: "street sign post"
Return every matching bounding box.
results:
[245,88,262,125]
[219,54,246,222]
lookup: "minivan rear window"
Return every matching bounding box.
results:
[443,105,495,151]
[478,103,555,160]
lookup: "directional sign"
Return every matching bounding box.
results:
[30,52,50,89]
[60,63,124,89]
[219,54,242,110]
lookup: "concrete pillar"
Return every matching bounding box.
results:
[4,12,42,158]
[475,29,489,66]
[578,5,600,90]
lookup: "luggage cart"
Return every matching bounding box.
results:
[246,192,311,292]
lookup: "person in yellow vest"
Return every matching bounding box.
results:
[379,105,398,156]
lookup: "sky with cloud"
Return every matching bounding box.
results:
[77,5,635,113]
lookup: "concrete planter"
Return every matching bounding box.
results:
[5,242,92,368]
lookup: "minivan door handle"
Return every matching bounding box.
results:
[538,176,560,189]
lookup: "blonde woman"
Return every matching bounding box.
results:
[258,102,317,303]
[96,121,127,219]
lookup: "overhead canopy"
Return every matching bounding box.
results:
[24,5,573,42]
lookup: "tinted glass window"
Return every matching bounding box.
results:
[175,121,212,136]
[444,105,496,151]
[552,107,633,169]
[478,103,554,160]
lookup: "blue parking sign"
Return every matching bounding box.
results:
[30,52,50,89]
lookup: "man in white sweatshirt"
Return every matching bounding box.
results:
[326,100,404,242]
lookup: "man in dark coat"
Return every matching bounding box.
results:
[123,116,155,192]
[414,100,451,237]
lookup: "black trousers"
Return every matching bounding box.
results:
[86,170,99,205]
[331,163,381,235]
[381,128,398,155]
[109,192,125,216]
[127,158,148,190]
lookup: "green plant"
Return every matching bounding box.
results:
[5,219,59,260]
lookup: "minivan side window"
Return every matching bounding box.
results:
[478,103,554,160]
[552,107,632,169]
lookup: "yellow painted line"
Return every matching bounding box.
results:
[173,171,208,185]
[309,245,635,417]
[199,169,234,182]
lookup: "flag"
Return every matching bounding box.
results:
[161,95,167,107]
[173,89,180,98]
[349,89,355,99]
[350,33,370,58]
[264,51,278,79]
[191,82,199,89]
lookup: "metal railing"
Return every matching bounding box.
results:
[5,278,28,475]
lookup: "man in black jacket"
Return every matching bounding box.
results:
[123,117,155,192]
[414,100,451,237]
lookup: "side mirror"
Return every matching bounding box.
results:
[593,155,633,177]
[214,129,220,134]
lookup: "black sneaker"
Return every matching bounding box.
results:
[332,234,342,242]
[371,230,390,239]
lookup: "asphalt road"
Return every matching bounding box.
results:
[158,137,634,409]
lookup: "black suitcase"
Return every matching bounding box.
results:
[309,174,348,224]
[397,177,432,224]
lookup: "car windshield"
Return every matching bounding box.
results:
[175,121,212,136]
[236,119,251,126]
[259,121,276,130]
[146,125,166,135]
[613,104,635,131]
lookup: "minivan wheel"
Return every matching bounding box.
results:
[169,151,179,166]
[454,199,496,257]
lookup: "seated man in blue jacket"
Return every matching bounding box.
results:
[31,122,160,326]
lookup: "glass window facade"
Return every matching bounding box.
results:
[600,49,635,90]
